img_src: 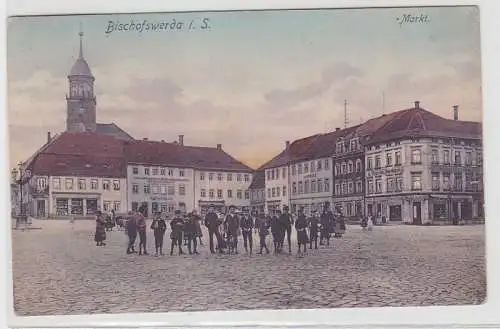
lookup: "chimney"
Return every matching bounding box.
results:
[161,139,165,142]
[335,127,340,131]
[47,131,51,144]
[178,135,184,146]
[453,105,459,121]
[216,144,222,150]
[142,138,148,141]
[285,141,290,149]
[414,101,420,109]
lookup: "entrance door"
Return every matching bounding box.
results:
[412,202,422,225]
[36,200,46,218]
[367,204,373,216]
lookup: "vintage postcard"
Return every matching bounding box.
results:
[6,3,490,327]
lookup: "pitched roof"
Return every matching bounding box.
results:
[363,106,482,144]
[249,170,265,189]
[96,123,134,141]
[43,132,125,157]
[124,139,253,172]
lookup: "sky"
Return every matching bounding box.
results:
[7,6,482,170]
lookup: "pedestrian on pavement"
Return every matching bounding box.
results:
[151,212,167,256]
[257,212,270,254]
[279,205,294,253]
[334,207,346,238]
[240,211,254,254]
[204,205,223,254]
[320,202,334,246]
[170,210,185,255]
[295,207,308,256]
[271,210,282,254]
[367,215,374,231]
[126,211,137,254]
[94,210,106,246]
[361,216,368,230]
[224,206,240,254]
[185,212,200,255]
[192,209,204,247]
[136,208,149,255]
[308,209,320,250]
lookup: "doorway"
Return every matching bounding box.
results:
[412,202,422,225]
[36,200,46,218]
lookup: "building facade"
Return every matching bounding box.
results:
[249,170,265,214]
[364,102,483,224]
[332,126,365,220]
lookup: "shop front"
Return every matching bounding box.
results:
[198,200,225,217]
[52,193,101,218]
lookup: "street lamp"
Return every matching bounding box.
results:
[11,161,29,229]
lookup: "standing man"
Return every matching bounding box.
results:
[126,211,137,254]
[240,211,254,254]
[136,207,148,256]
[308,209,320,250]
[257,211,270,254]
[185,212,199,255]
[271,210,282,254]
[320,202,334,246]
[224,205,240,254]
[295,207,308,256]
[151,212,167,256]
[170,210,185,255]
[280,205,294,253]
[204,205,223,254]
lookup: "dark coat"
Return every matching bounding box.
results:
[126,215,137,236]
[184,217,198,239]
[240,216,254,232]
[309,216,320,232]
[170,217,184,240]
[94,215,106,242]
[320,211,334,234]
[295,214,308,244]
[225,214,240,236]
[257,216,270,236]
[204,212,220,231]
[151,218,167,235]
[279,213,293,229]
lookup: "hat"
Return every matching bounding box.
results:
[229,205,236,210]
[174,210,181,215]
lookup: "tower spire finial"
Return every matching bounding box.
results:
[78,22,84,59]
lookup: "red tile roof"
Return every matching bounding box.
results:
[43,132,125,157]
[249,170,265,189]
[124,140,253,172]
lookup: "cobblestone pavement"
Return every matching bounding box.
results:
[11,220,486,316]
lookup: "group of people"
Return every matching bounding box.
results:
[93,201,348,257]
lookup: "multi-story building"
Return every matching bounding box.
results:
[21,132,127,218]
[332,125,365,220]
[260,142,292,213]
[125,136,253,217]
[363,101,483,224]
[249,170,265,214]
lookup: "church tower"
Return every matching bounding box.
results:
[66,26,96,133]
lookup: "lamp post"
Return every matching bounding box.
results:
[11,161,30,229]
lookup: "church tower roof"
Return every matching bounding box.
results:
[69,27,93,77]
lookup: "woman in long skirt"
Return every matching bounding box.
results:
[94,211,106,246]
[295,208,308,256]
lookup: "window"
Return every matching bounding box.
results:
[465,172,473,191]
[36,178,46,191]
[237,174,242,182]
[267,170,271,180]
[443,173,451,190]
[179,184,186,196]
[160,168,166,175]
[325,159,329,169]
[132,167,139,174]
[335,163,341,176]
[318,179,323,192]
[144,168,150,175]
[179,169,185,177]
[78,179,86,190]
[304,180,310,194]
[348,181,354,194]
[282,186,286,197]
[237,189,243,199]
[209,189,214,198]
[304,163,309,173]
[454,173,463,191]
[271,187,276,197]
[317,160,322,171]
[152,168,158,175]
[476,151,482,166]
[298,164,303,174]
[102,180,110,191]
[160,185,167,194]
[335,184,340,195]
[292,165,296,175]
[356,160,362,172]
[375,179,382,193]
[348,161,354,173]
[395,151,402,165]
[324,179,330,192]
[217,189,223,198]
[113,180,120,191]
[298,181,303,194]
[351,140,357,152]
[367,179,374,194]
[65,178,74,190]
[367,158,373,169]
[432,149,439,164]
[56,198,69,216]
[144,185,150,194]
[443,150,450,164]
[386,153,393,166]
[152,185,159,194]
[411,149,422,164]
[432,172,440,190]
[53,178,61,189]
[228,189,233,198]
[209,173,214,181]
[103,201,111,212]
[200,172,205,180]
[311,161,316,172]
[217,173,223,181]
[91,179,98,190]
[341,162,347,174]
[113,202,121,212]
[201,189,206,197]
[387,178,394,192]
[168,169,173,176]
[346,203,353,216]
[267,188,270,198]
[227,173,233,181]
[245,190,250,199]
[245,174,250,182]
[454,151,462,165]
[356,180,362,193]
[411,173,422,190]
[396,176,403,192]
[466,152,472,166]
[311,180,317,193]
[375,156,381,169]
[292,182,297,195]
[342,183,347,194]
[282,168,286,179]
